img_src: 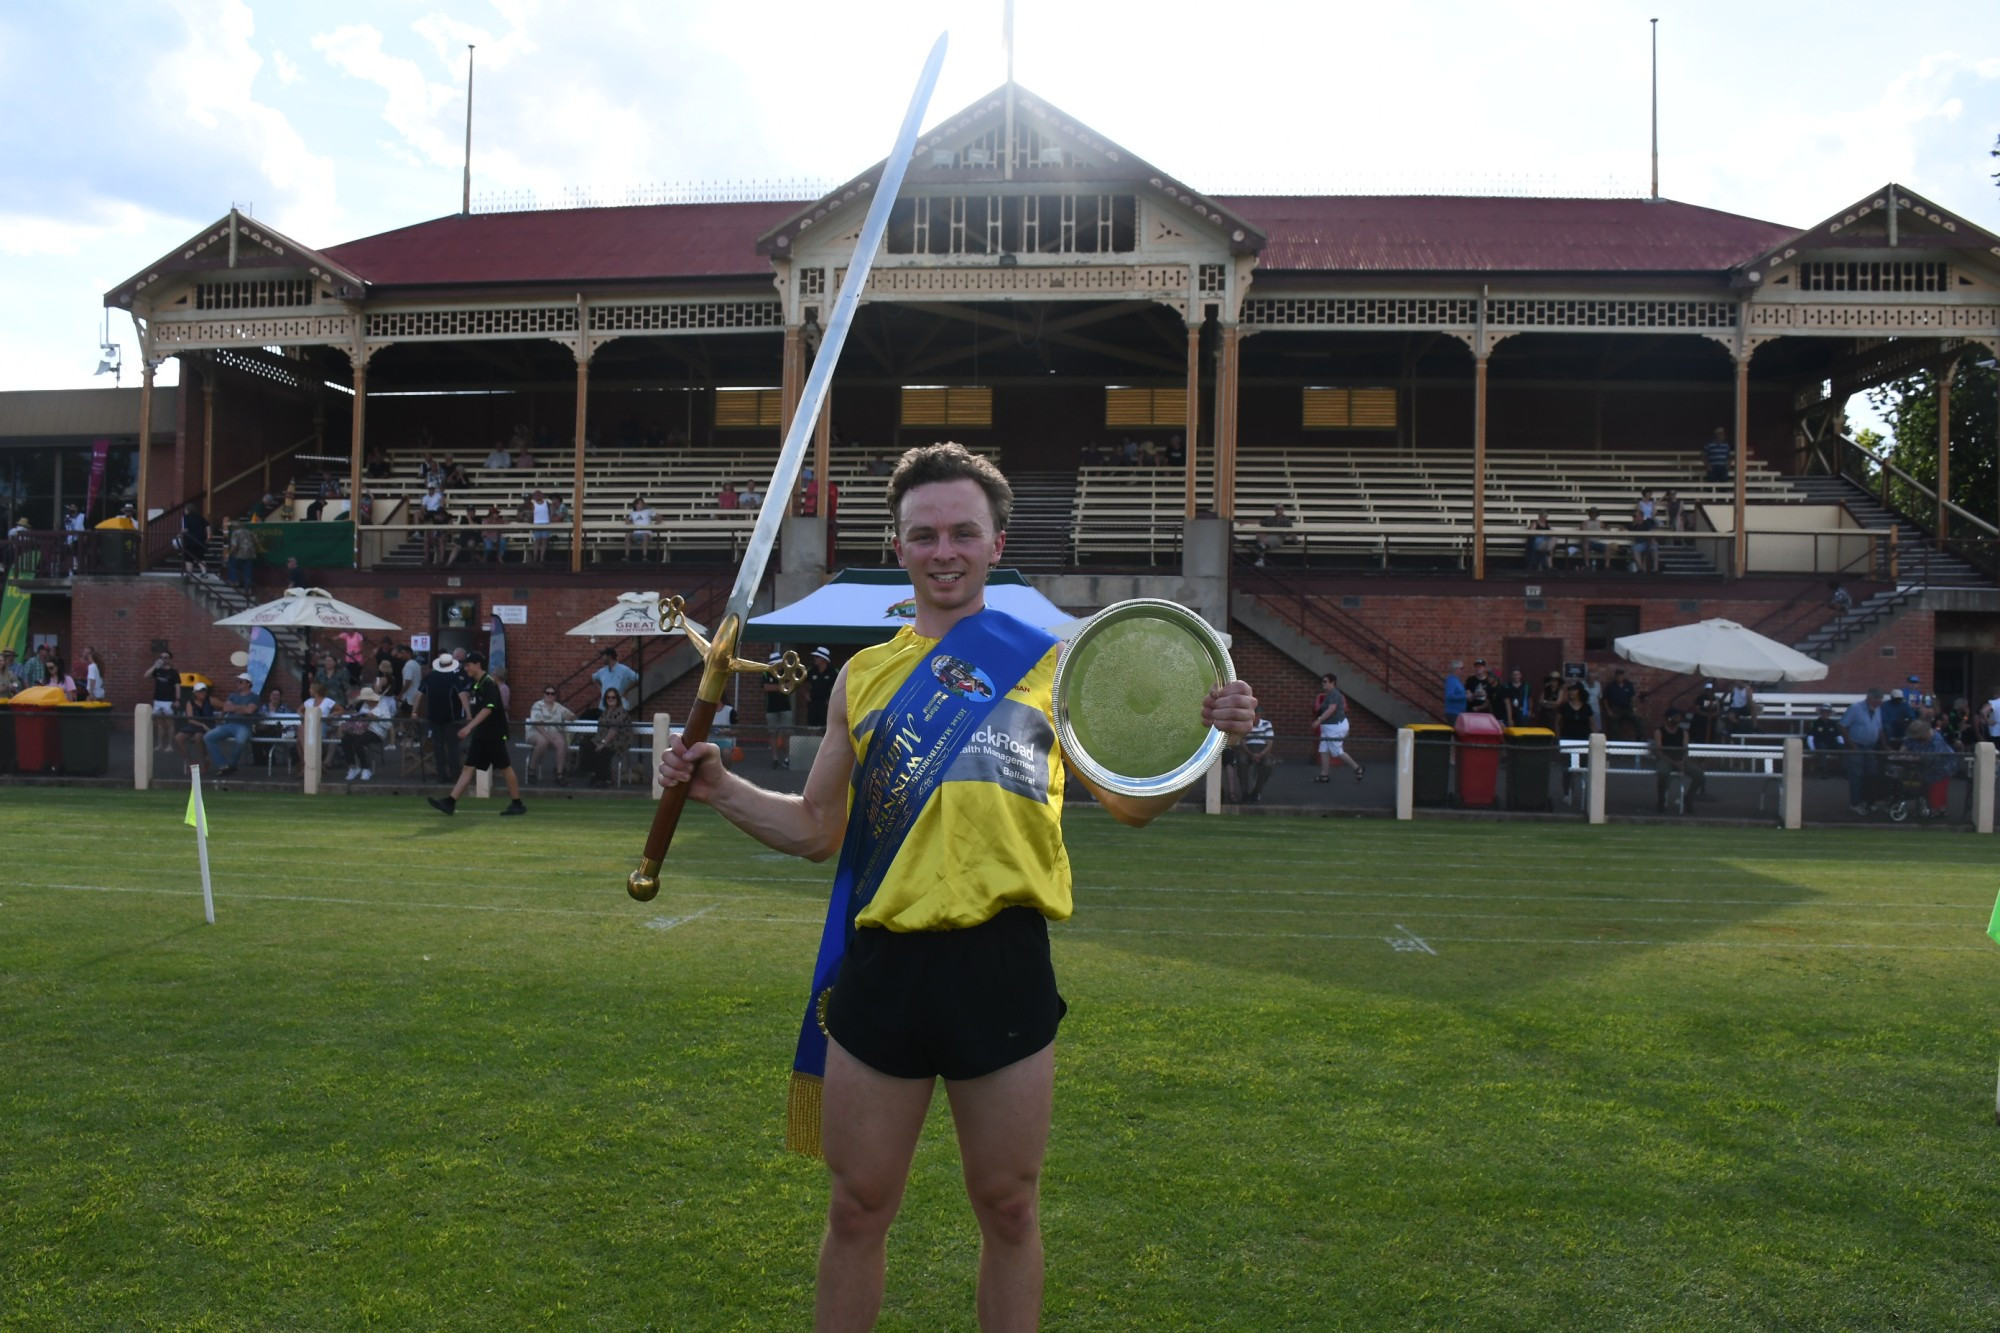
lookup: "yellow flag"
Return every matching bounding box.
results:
[185,781,204,832]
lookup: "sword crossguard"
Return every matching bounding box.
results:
[748,650,809,695]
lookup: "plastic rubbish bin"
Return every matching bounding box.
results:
[1453,711,1505,807]
[1406,724,1455,806]
[11,701,62,775]
[1503,726,1558,812]
[57,701,114,776]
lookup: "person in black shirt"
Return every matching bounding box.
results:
[1654,709,1706,811]
[1464,658,1493,716]
[803,646,836,730]
[1556,682,1594,802]
[1805,703,1846,777]
[428,652,524,816]
[419,654,469,781]
[1602,668,1639,740]
[145,649,181,751]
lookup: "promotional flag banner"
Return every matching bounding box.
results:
[246,627,277,697]
[0,574,29,658]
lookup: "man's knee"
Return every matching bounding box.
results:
[825,1175,903,1245]
[964,1174,1040,1248]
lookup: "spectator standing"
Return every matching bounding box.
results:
[1311,671,1365,783]
[764,648,793,768]
[1463,659,1493,716]
[1499,668,1533,727]
[1555,682,1594,802]
[1231,704,1277,803]
[481,505,504,564]
[145,648,180,750]
[397,645,422,715]
[1602,668,1639,740]
[179,504,211,578]
[1880,689,1916,745]
[1703,428,1732,483]
[1524,511,1553,571]
[1830,582,1853,614]
[526,685,575,785]
[427,652,525,815]
[224,519,257,591]
[527,489,555,562]
[82,647,106,702]
[0,648,20,697]
[803,647,836,730]
[1535,672,1564,731]
[1839,689,1887,814]
[591,647,639,709]
[1443,661,1467,722]
[338,629,367,686]
[420,653,469,781]
[1654,709,1705,811]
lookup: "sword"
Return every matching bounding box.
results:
[629,31,949,901]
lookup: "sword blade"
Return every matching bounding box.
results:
[724,31,950,627]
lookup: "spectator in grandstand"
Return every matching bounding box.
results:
[1311,672,1364,783]
[441,456,468,489]
[1663,488,1691,533]
[1829,582,1853,615]
[418,452,443,488]
[616,497,658,564]
[527,685,575,785]
[740,480,762,510]
[527,490,556,562]
[1629,496,1659,573]
[484,443,514,470]
[1653,709,1705,811]
[1839,688,1887,813]
[310,647,349,709]
[1557,682,1594,801]
[1443,661,1467,721]
[479,504,504,563]
[143,648,178,745]
[1253,503,1293,568]
[1703,428,1732,483]
[1726,682,1759,732]
[444,509,480,567]
[1167,434,1186,467]
[1602,668,1639,740]
[365,447,392,480]
[718,482,740,511]
[179,503,211,578]
[592,647,639,709]
[1578,507,1611,570]
[174,682,217,772]
[1524,510,1554,571]
[1688,684,1724,744]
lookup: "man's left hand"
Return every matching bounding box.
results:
[1203,680,1258,740]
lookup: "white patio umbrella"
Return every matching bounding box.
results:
[565,591,708,641]
[1613,618,1828,683]
[213,586,401,632]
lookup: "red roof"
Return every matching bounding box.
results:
[320,200,807,288]
[1216,195,1797,274]
[319,195,1800,289]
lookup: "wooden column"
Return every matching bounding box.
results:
[1214,325,1240,519]
[135,361,155,533]
[1936,359,1954,541]
[780,325,804,437]
[570,353,591,573]
[350,356,368,566]
[1733,355,1750,578]
[1472,355,1488,580]
[1183,323,1201,518]
[814,388,831,521]
[202,372,216,509]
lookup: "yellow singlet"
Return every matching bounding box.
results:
[843,624,1071,932]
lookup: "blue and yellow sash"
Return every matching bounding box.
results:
[786,608,1057,1156]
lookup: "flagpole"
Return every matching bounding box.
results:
[191,767,215,924]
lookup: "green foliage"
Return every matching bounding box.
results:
[1866,358,2000,529]
[5,791,2000,1329]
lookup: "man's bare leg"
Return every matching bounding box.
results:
[945,1043,1055,1333]
[816,1040,934,1333]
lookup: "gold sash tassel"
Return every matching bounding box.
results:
[786,1072,825,1159]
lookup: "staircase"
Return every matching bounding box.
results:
[1788,475,1991,590]
[169,571,312,680]
[1791,587,1918,660]
[1001,471,1077,572]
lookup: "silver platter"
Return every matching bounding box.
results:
[1053,598,1236,799]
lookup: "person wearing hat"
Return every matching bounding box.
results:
[95,503,139,531]
[428,652,525,816]
[803,646,837,730]
[1805,702,1845,776]
[1880,686,1916,746]
[419,652,470,781]
[591,646,638,709]
[1463,658,1493,715]
[173,681,219,773]
[0,647,20,699]
[764,648,794,768]
[204,671,262,776]
[338,686,398,781]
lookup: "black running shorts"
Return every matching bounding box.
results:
[824,905,1066,1081]
[464,729,512,772]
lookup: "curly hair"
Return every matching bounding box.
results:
[885,442,1012,533]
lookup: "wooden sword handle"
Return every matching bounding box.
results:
[628,694,718,901]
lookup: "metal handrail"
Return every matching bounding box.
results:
[1246,569,1444,719]
[1836,433,2000,539]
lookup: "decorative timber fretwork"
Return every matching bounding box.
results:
[365,306,577,341]
[860,263,1190,302]
[209,347,309,392]
[1795,260,1951,293]
[1242,296,1479,329]
[1198,264,1227,297]
[1745,302,2000,345]
[1486,298,1736,329]
[152,313,359,350]
[588,300,784,334]
[196,278,314,310]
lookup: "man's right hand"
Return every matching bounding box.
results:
[657,735,726,802]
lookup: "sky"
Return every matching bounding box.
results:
[2,0,1996,397]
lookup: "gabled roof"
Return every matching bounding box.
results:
[105,210,368,309]
[1732,183,2000,277]
[320,200,806,290]
[1221,195,1796,274]
[756,83,1267,258]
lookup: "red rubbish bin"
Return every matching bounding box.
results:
[12,703,63,775]
[1453,711,1505,807]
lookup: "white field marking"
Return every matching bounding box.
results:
[1061,924,1995,952]
[21,882,742,920]
[1388,924,1437,955]
[645,906,717,931]
[1077,883,1986,912]
[1078,903,1973,929]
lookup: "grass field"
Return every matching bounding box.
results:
[4,789,1999,1331]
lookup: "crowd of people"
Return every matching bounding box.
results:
[0,642,106,701]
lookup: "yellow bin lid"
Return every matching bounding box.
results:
[1503,727,1557,738]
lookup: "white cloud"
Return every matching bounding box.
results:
[312,23,463,169]
[0,201,158,259]
[272,49,299,85]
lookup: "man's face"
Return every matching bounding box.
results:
[466,662,486,681]
[893,478,1003,613]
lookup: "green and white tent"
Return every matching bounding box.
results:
[745,569,1074,645]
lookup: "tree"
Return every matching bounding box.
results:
[1866,356,2000,532]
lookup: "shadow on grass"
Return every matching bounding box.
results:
[67,921,210,973]
[1057,818,1822,1003]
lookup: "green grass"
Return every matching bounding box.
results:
[3,789,1998,1330]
